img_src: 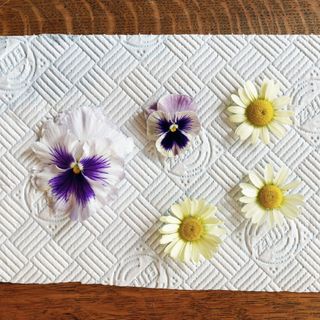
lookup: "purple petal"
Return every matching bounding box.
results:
[157,118,171,134]
[50,145,74,169]
[157,94,196,113]
[176,115,192,132]
[161,131,189,151]
[49,170,95,207]
[80,155,110,182]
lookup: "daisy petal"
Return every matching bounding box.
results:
[160,215,181,224]
[240,183,259,197]
[249,171,264,188]
[244,81,258,101]
[264,163,274,184]
[239,196,256,203]
[160,233,179,244]
[261,126,270,144]
[251,128,260,144]
[282,180,300,191]
[228,106,246,114]
[272,96,291,109]
[229,114,246,123]
[274,167,289,186]
[268,122,286,139]
[159,223,179,234]
[235,122,254,141]
[238,87,251,105]
[231,94,247,108]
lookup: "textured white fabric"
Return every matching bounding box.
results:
[0,35,319,291]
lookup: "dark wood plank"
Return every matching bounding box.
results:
[0,1,320,319]
[1,0,320,35]
[1,283,320,320]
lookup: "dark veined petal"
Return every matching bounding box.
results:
[49,169,95,207]
[176,115,193,132]
[161,130,189,151]
[50,145,74,169]
[80,155,110,182]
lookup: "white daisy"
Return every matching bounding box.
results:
[228,79,293,144]
[240,164,304,227]
[159,198,225,263]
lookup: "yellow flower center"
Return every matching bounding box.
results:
[169,123,179,132]
[71,163,82,175]
[258,185,284,209]
[246,99,274,126]
[179,217,203,241]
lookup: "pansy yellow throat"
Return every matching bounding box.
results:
[240,164,304,227]
[159,198,225,263]
[228,79,293,144]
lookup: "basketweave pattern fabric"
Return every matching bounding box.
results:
[0,35,319,291]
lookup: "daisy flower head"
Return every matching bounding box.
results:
[228,79,293,144]
[240,164,304,227]
[147,94,201,157]
[32,107,134,221]
[159,198,225,263]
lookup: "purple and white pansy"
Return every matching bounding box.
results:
[32,107,134,221]
[147,94,201,157]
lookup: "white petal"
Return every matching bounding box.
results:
[231,94,247,108]
[171,204,184,220]
[260,80,268,100]
[160,233,179,244]
[275,110,294,117]
[244,81,258,101]
[272,96,291,109]
[240,183,259,197]
[241,202,260,213]
[261,126,270,144]
[249,171,264,188]
[229,114,246,123]
[282,180,300,191]
[228,106,246,114]
[264,163,274,184]
[268,122,286,139]
[251,128,260,144]
[235,122,254,141]
[183,242,192,262]
[160,215,181,224]
[285,194,304,205]
[265,80,279,101]
[274,116,293,125]
[239,196,256,203]
[251,210,265,224]
[274,167,289,186]
[170,240,185,260]
[159,224,180,234]
[238,87,251,105]
[176,111,201,137]
[280,205,299,219]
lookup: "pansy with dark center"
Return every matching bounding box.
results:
[49,145,110,207]
[147,94,201,157]
[157,115,193,152]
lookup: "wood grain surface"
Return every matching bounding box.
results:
[1,283,320,320]
[1,1,320,319]
[1,0,320,35]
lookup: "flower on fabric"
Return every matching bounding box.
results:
[32,107,134,221]
[159,198,225,263]
[147,94,201,157]
[240,164,304,227]
[228,79,293,144]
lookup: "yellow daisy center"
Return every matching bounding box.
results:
[179,217,203,241]
[169,123,178,132]
[71,163,82,175]
[258,184,284,209]
[246,99,274,126]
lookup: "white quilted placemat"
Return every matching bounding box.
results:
[0,35,319,291]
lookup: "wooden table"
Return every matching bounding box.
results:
[1,1,320,319]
